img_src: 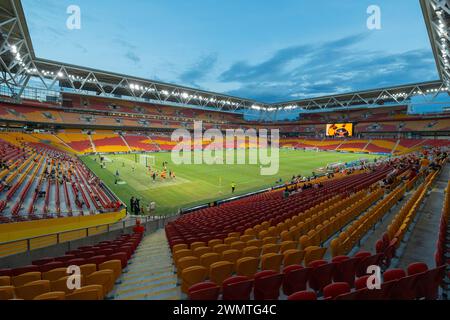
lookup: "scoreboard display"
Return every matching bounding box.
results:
[326,123,353,137]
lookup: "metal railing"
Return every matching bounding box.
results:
[0,214,178,258]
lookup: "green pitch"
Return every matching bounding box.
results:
[80,150,379,216]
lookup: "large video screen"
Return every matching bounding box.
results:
[326,123,353,138]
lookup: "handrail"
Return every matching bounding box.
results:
[0,213,178,258]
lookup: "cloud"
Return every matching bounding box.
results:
[125,51,141,64]
[219,33,437,103]
[178,53,218,87]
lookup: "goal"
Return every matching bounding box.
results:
[304,147,319,152]
[139,154,155,167]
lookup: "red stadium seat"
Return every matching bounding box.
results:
[253,271,284,300]
[288,290,317,301]
[282,265,311,296]
[222,276,254,300]
[188,281,220,300]
[323,282,351,299]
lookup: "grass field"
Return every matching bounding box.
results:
[80,150,379,215]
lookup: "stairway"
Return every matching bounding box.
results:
[112,229,181,300]
[88,135,97,153]
[120,134,133,152]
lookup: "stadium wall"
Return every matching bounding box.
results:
[0,209,126,243]
[0,215,178,268]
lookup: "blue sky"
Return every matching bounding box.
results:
[22,0,439,103]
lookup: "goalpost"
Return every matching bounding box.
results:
[138,154,156,168]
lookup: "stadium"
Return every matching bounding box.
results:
[0,0,449,305]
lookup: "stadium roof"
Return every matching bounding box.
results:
[0,0,449,112]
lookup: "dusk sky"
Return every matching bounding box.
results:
[22,0,439,103]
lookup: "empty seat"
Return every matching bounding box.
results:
[288,290,317,301]
[304,246,327,266]
[282,265,311,296]
[34,291,66,300]
[80,264,98,277]
[42,268,68,282]
[261,253,283,272]
[209,261,233,286]
[50,275,84,294]
[222,276,254,300]
[242,246,261,258]
[12,265,39,276]
[407,262,428,276]
[99,260,122,281]
[236,257,259,278]
[12,272,41,287]
[308,261,335,293]
[283,249,304,266]
[15,280,51,300]
[39,261,66,273]
[333,256,359,287]
[0,286,15,300]
[188,281,220,300]
[0,276,11,286]
[32,257,54,266]
[86,270,115,297]
[66,285,103,300]
[383,269,406,282]
[221,249,241,266]
[181,266,208,293]
[253,270,284,300]
[323,282,351,299]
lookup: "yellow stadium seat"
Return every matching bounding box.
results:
[181,266,208,293]
[247,239,262,248]
[330,238,341,258]
[15,280,51,300]
[236,257,259,278]
[261,253,283,272]
[262,243,280,255]
[173,249,193,265]
[66,285,103,300]
[221,249,241,266]
[304,246,327,266]
[190,242,206,251]
[224,237,239,245]
[177,256,200,275]
[0,286,15,300]
[12,272,41,287]
[239,235,254,243]
[262,237,277,245]
[280,241,297,253]
[172,244,188,253]
[228,232,240,238]
[280,230,293,242]
[212,244,230,255]
[80,264,97,277]
[208,239,222,248]
[283,249,304,266]
[34,291,66,300]
[244,228,256,237]
[299,235,310,250]
[230,241,246,251]
[200,253,220,269]
[0,276,11,286]
[86,270,115,297]
[99,260,122,281]
[50,275,84,294]
[193,246,212,258]
[209,261,234,286]
[242,246,261,258]
[42,268,68,281]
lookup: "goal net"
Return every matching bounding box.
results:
[139,154,155,167]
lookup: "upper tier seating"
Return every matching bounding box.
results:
[0,139,121,223]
